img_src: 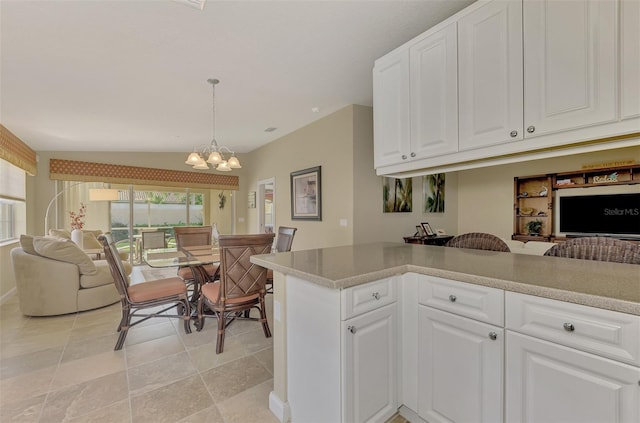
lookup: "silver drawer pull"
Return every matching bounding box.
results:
[449,295,457,302]
[563,323,575,332]
[372,292,380,300]
[348,325,357,334]
[488,332,498,341]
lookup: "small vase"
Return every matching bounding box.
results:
[71,229,84,248]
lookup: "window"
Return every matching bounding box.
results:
[0,159,26,243]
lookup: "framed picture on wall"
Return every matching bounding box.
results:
[248,191,256,208]
[291,166,322,220]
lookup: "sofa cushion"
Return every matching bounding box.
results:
[33,237,97,275]
[19,234,40,256]
[49,229,71,239]
[79,261,116,288]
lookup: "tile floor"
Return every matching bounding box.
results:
[1,266,410,423]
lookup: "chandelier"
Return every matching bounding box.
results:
[185,78,241,172]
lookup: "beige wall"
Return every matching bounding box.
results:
[457,145,640,239]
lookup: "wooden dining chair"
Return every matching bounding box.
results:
[266,226,297,293]
[98,233,191,350]
[196,233,275,354]
[544,237,640,264]
[173,226,219,283]
[445,232,511,252]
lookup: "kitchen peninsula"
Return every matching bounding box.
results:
[251,242,640,423]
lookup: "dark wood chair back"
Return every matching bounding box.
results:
[445,232,511,252]
[218,233,275,302]
[275,226,297,253]
[100,233,130,298]
[544,237,640,264]
[174,226,212,248]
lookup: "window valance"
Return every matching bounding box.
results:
[0,125,37,176]
[49,159,238,190]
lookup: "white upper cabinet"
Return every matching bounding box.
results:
[621,0,640,120]
[373,50,410,168]
[373,23,458,168]
[458,0,523,151]
[523,0,618,136]
[410,23,459,158]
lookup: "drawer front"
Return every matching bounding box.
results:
[506,291,640,366]
[342,277,397,320]
[418,275,504,326]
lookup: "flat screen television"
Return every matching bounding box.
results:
[554,185,640,239]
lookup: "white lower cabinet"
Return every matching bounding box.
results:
[506,331,640,423]
[417,305,503,423]
[343,303,398,423]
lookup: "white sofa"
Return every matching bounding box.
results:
[502,239,557,255]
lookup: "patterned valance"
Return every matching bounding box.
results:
[50,159,239,190]
[0,124,37,176]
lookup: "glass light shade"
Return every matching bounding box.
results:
[88,188,119,201]
[227,155,242,168]
[185,152,202,165]
[216,161,232,172]
[193,161,210,170]
[206,151,223,164]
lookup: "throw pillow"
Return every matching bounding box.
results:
[49,229,71,239]
[19,234,40,256]
[33,237,97,275]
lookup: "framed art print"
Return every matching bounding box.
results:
[291,166,321,220]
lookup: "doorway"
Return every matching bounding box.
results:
[257,178,275,234]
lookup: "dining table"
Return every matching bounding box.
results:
[143,244,220,304]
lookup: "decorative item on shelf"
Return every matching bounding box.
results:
[69,203,86,247]
[593,172,618,184]
[525,219,543,236]
[184,78,241,172]
[556,178,574,186]
[520,191,529,197]
[539,186,548,196]
[520,207,535,216]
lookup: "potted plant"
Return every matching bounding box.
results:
[525,219,543,236]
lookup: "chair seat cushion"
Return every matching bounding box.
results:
[128,277,187,303]
[201,282,259,305]
[177,264,218,281]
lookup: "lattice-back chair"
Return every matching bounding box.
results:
[196,233,275,354]
[173,226,219,285]
[445,232,511,252]
[544,237,640,264]
[266,226,297,293]
[142,230,166,250]
[98,233,191,350]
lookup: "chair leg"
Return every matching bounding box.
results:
[216,311,226,354]
[258,297,272,338]
[178,300,192,334]
[195,298,205,332]
[114,308,132,350]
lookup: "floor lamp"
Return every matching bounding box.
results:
[44,182,119,235]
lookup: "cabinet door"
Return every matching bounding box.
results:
[621,0,640,120]
[506,331,640,423]
[410,23,458,159]
[524,0,617,136]
[458,0,523,151]
[373,50,410,168]
[342,303,397,423]
[418,306,503,423]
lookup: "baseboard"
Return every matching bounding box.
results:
[0,287,16,304]
[399,405,426,423]
[269,390,291,423]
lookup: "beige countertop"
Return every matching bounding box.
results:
[251,242,640,316]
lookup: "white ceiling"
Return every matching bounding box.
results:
[1,0,474,153]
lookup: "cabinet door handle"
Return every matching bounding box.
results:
[510,130,518,137]
[347,325,357,334]
[410,152,416,157]
[372,292,380,300]
[401,154,407,160]
[527,126,535,133]
[488,332,498,341]
[563,323,575,332]
[448,294,456,302]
